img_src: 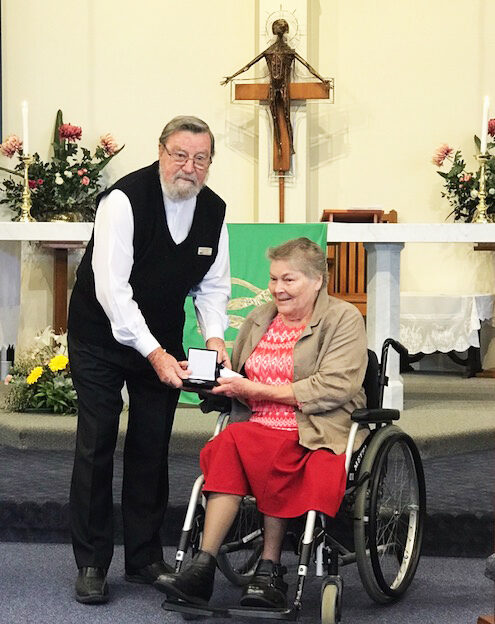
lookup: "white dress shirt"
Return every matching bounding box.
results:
[92,188,230,358]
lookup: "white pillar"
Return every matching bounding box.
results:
[364,242,404,409]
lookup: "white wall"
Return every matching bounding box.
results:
[2,0,495,360]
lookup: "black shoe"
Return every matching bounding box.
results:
[153,550,216,606]
[75,567,109,604]
[125,560,174,584]
[240,559,288,609]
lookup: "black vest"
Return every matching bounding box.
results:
[68,161,226,359]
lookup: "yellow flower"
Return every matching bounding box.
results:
[26,366,44,384]
[48,354,69,372]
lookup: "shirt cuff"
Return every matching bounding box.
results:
[203,324,226,342]
[134,334,161,359]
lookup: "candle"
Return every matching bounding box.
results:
[21,100,29,155]
[480,95,489,154]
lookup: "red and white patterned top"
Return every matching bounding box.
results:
[245,313,305,431]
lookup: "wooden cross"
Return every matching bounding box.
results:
[234,81,330,221]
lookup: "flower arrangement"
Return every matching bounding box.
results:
[3,327,77,414]
[432,120,495,222]
[0,109,123,222]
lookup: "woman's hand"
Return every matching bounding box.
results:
[212,377,298,406]
[210,377,260,400]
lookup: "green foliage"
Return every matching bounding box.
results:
[3,328,77,415]
[0,109,123,222]
[434,139,495,222]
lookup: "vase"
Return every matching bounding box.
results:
[46,211,84,223]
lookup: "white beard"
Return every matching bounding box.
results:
[161,170,208,201]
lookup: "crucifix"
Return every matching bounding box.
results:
[222,18,332,222]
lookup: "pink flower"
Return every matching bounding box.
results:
[432,144,453,167]
[81,176,90,186]
[459,174,472,184]
[28,179,37,189]
[100,133,119,156]
[488,118,495,138]
[0,134,23,158]
[4,374,12,385]
[58,123,82,142]
[37,178,44,185]
[77,168,87,176]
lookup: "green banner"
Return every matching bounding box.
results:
[180,223,327,405]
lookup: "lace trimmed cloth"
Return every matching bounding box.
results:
[399,293,495,354]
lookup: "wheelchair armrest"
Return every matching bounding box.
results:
[351,407,400,424]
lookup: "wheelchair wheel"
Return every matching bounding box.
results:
[216,496,263,586]
[321,577,343,624]
[353,425,425,604]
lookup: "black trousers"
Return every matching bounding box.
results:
[68,335,179,571]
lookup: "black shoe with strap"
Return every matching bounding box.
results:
[240,559,288,609]
[153,550,216,606]
[75,567,109,604]
[125,560,174,584]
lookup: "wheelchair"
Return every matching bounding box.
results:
[161,338,426,623]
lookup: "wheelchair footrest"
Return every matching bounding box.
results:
[161,598,228,617]
[161,599,299,620]
[228,607,298,620]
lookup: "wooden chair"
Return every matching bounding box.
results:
[320,209,398,316]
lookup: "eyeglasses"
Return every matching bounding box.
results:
[162,145,211,170]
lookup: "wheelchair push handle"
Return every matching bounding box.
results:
[377,339,409,406]
[381,338,409,361]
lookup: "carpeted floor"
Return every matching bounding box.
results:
[0,543,493,624]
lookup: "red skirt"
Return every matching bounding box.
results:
[199,421,347,518]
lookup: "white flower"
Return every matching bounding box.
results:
[55,173,64,185]
[470,189,478,198]
[64,170,73,178]
[489,188,495,195]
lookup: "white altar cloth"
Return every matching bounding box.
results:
[400,293,495,354]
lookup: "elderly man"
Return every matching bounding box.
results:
[67,116,230,604]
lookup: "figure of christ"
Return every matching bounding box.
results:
[221,19,330,163]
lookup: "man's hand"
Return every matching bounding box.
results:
[206,337,232,369]
[147,348,190,388]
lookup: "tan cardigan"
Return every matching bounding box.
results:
[230,288,369,455]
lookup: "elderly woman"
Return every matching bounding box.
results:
[155,237,368,609]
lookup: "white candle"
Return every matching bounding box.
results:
[480,95,489,154]
[21,100,29,155]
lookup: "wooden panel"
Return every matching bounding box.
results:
[348,242,357,293]
[357,244,366,293]
[235,82,330,102]
[338,243,347,293]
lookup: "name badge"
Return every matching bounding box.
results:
[198,247,213,256]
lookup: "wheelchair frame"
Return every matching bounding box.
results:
[161,339,426,623]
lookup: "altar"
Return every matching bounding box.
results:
[1,221,495,409]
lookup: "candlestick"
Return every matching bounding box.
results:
[21,100,29,155]
[480,95,489,154]
[19,155,35,222]
[472,153,493,223]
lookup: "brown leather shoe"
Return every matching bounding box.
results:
[75,567,109,604]
[125,560,174,584]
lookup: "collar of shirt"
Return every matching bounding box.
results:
[160,180,197,245]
